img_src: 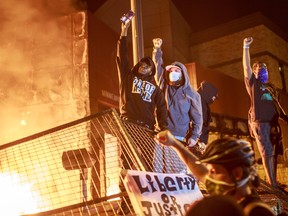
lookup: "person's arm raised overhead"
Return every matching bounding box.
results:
[116,20,132,82]
[243,37,253,80]
[120,21,130,37]
[152,38,165,88]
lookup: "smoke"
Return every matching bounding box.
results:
[0,0,86,144]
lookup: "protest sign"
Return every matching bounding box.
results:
[123,170,203,216]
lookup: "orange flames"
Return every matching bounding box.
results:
[0,172,43,216]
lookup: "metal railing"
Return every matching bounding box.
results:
[0,108,287,215]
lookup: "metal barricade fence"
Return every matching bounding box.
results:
[0,108,187,216]
[0,108,287,215]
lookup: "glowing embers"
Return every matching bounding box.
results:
[20,111,30,126]
[0,172,43,216]
[73,11,86,38]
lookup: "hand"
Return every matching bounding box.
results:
[187,138,197,147]
[198,142,206,153]
[154,130,175,146]
[123,171,141,194]
[120,21,131,36]
[121,21,131,30]
[153,38,162,49]
[243,37,253,48]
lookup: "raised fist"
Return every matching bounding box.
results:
[154,130,174,147]
[243,37,253,47]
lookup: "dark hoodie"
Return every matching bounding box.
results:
[116,36,168,130]
[153,48,203,141]
[197,81,218,143]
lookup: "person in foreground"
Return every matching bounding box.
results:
[155,130,275,216]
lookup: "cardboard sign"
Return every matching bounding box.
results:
[123,170,203,216]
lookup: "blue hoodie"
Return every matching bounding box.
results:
[153,48,203,141]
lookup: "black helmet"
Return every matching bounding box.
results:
[199,138,255,169]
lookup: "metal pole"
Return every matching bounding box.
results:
[131,0,144,65]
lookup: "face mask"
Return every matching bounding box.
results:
[169,71,182,82]
[138,62,152,76]
[257,67,268,83]
[205,175,236,196]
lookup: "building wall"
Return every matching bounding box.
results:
[87,12,120,114]
[186,62,250,119]
[187,14,288,165]
[95,0,192,67]
[142,0,192,65]
[0,12,90,144]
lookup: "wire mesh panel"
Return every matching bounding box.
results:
[0,108,287,215]
[0,108,186,216]
[120,120,187,174]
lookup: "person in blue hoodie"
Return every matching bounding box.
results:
[152,38,203,173]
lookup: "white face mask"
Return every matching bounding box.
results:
[169,71,182,82]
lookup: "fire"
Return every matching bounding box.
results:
[0,173,42,216]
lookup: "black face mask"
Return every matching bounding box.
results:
[205,176,236,196]
[138,63,152,77]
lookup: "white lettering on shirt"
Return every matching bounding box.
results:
[132,77,156,102]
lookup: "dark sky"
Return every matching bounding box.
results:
[89,0,288,36]
[171,0,288,34]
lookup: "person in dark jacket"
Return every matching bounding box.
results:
[116,19,168,215]
[191,81,218,156]
[116,22,168,132]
